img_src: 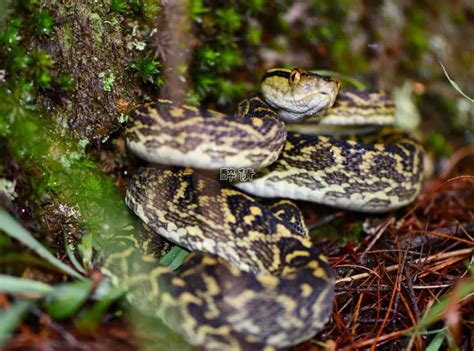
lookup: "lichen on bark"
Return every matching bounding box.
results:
[32,0,146,142]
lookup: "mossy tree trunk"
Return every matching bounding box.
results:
[34,0,145,142]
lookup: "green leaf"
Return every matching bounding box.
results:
[44,279,93,320]
[0,275,54,296]
[65,241,88,275]
[426,330,446,351]
[416,277,474,331]
[77,231,93,269]
[168,249,190,271]
[0,299,35,347]
[0,209,83,279]
[76,284,123,332]
[439,62,474,102]
[159,246,189,270]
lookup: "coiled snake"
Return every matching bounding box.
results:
[119,68,424,350]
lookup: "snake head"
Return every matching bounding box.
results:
[261,68,341,122]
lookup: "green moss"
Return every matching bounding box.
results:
[3,35,67,93]
[58,24,73,51]
[140,0,161,19]
[20,0,39,11]
[34,9,55,36]
[193,72,217,95]
[110,0,128,13]
[216,8,241,33]
[2,2,68,94]
[185,89,202,106]
[425,131,453,157]
[58,73,74,90]
[219,49,243,72]
[315,26,333,42]
[1,18,23,48]
[408,9,427,26]
[10,48,31,72]
[188,2,267,107]
[88,12,105,45]
[214,78,249,105]
[1,76,137,241]
[98,70,116,92]
[342,222,363,246]
[404,23,428,57]
[30,50,54,90]
[110,0,160,19]
[0,0,13,25]
[31,50,53,69]
[196,46,220,68]
[188,0,209,21]
[246,22,261,45]
[215,8,242,45]
[129,55,164,87]
[247,0,266,13]
[35,70,52,89]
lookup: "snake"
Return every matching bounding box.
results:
[118,68,424,350]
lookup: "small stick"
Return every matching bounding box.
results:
[411,229,474,245]
[359,216,395,261]
[336,247,473,284]
[370,246,404,350]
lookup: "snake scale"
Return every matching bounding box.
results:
[118,68,424,350]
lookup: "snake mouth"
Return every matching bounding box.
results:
[299,90,336,112]
[275,91,337,122]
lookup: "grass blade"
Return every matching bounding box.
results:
[439,62,474,102]
[0,209,83,280]
[0,300,35,347]
[65,242,88,275]
[76,284,123,332]
[44,279,93,320]
[0,275,54,296]
[159,246,189,269]
[416,276,474,330]
[426,330,446,351]
[168,249,190,270]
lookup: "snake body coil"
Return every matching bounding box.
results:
[120,68,424,350]
[126,99,287,170]
[235,128,423,212]
[125,168,334,349]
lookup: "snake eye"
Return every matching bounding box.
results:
[289,69,301,84]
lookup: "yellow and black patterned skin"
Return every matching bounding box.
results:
[119,68,425,350]
[235,128,423,212]
[241,69,422,212]
[125,168,334,350]
[126,97,288,170]
[302,89,396,126]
